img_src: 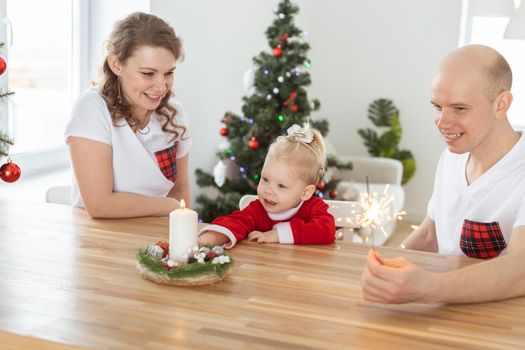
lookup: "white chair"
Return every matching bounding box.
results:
[330,156,403,185]
[329,156,405,232]
[45,185,71,205]
[239,194,363,242]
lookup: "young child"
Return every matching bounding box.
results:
[198,123,336,248]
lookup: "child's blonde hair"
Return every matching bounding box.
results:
[267,123,326,185]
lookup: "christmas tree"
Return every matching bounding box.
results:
[0,41,20,183]
[195,0,351,222]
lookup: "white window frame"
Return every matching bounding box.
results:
[2,0,150,176]
[459,0,473,47]
[460,0,525,131]
[2,0,89,176]
[0,0,8,135]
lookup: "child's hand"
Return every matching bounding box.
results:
[247,229,278,243]
[198,231,230,247]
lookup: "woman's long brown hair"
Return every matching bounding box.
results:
[100,12,186,140]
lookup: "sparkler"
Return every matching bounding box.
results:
[332,178,406,245]
[366,176,375,249]
[344,180,405,245]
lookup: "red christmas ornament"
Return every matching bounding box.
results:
[219,127,229,136]
[278,33,289,42]
[283,91,298,107]
[206,251,218,260]
[248,137,260,150]
[291,104,299,112]
[0,57,6,76]
[329,190,338,199]
[273,46,283,57]
[155,240,169,258]
[0,159,21,183]
[316,181,326,190]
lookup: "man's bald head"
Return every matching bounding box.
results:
[438,45,512,102]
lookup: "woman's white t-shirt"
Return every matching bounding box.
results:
[64,88,192,207]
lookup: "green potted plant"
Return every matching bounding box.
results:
[358,98,415,185]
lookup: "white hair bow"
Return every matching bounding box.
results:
[287,124,313,144]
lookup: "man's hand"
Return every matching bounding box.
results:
[361,250,438,304]
[247,229,278,243]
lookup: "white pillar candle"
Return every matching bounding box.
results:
[169,199,198,262]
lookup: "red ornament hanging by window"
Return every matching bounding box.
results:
[0,57,6,76]
[0,159,21,183]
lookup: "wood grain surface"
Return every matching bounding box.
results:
[0,199,523,350]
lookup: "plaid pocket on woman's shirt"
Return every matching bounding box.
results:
[154,142,178,183]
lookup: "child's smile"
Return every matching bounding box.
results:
[257,157,311,214]
[263,198,277,207]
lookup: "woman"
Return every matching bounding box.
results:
[65,12,190,218]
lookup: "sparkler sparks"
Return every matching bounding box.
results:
[331,181,405,244]
[345,183,405,245]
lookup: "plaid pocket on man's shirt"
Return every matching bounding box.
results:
[460,219,507,259]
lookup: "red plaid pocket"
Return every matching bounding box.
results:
[460,219,507,259]
[154,143,178,183]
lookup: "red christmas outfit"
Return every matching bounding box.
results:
[199,197,336,248]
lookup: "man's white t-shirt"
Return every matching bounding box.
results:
[64,88,192,207]
[428,133,525,257]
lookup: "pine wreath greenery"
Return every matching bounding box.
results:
[137,247,233,279]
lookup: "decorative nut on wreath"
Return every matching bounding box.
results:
[136,241,233,286]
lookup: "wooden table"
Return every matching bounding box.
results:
[0,199,524,350]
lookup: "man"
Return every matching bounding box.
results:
[361,45,525,304]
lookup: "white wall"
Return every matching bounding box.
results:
[86,0,150,88]
[151,0,463,220]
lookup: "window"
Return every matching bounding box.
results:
[0,0,149,176]
[7,0,72,154]
[462,3,525,129]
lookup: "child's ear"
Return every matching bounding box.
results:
[301,184,316,201]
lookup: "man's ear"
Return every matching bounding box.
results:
[301,184,316,201]
[107,53,122,76]
[495,91,513,120]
